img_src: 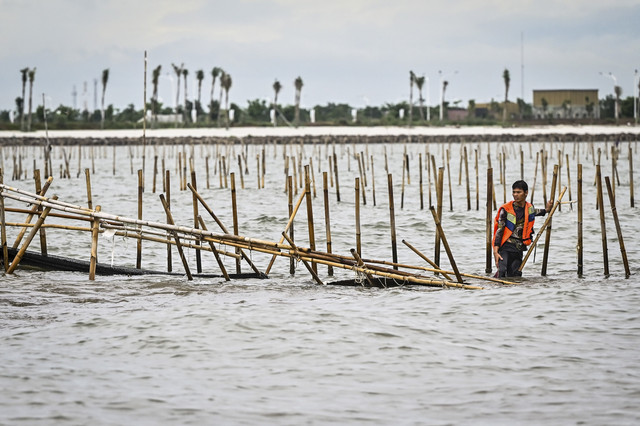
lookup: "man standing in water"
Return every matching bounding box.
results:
[493,180,553,277]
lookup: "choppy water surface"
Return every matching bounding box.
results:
[1,139,639,425]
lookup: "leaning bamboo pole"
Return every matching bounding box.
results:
[197,216,230,281]
[387,173,398,269]
[282,231,323,285]
[596,165,609,276]
[12,176,54,249]
[429,206,463,283]
[541,165,558,276]
[605,176,630,277]
[159,193,193,280]
[518,186,567,273]
[6,195,57,274]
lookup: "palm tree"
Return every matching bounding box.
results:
[100,68,109,129]
[217,71,226,127]
[294,76,303,127]
[182,68,189,122]
[20,68,28,131]
[272,79,282,127]
[27,68,36,132]
[414,75,425,121]
[171,63,183,113]
[502,68,510,123]
[441,80,448,121]
[209,67,222,116]
[151,65,162,124]
[221,73,232,129]
[195,69,204,107]
[614,85,622,124]
[409,71,415,126]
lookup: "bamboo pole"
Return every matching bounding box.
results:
[165,169,172,272]
[464,146,471,210]
[419,153,424,209]
[6,195,57,274]
[402,239,453,281]
[429,206,463,283]
[350,248,376,287]
[518,186,566,273]
[475,149,479,210]
[605,176,630,277]
[577,164,583,277]
[541,165,558,276]
[355,177,361,256]
[187,182,263,276]
[34,170,47,256]
[197,216,230,281]
[159,194,192,280]
[152,155,158,193]
[282,231,323,285]
[192,170,203,274]
[485,167,493,274]
[12,176,54,249]
[230,172,240,274]
[530,151,539,204]
[333,152,340,202]
[136,169,143,269]
[288,176,295,275]
[89,205,101,280]
[304,165,317,274]
[322,172,333,276]
[387,173,398,269]
[0,169,7,271]
[370,154,376,207]
[434,167,444,269]
[264,182,307,275]
[596,165,609,276]
[630,146,635,208]
[400,154,406,209]
[446,149,453,211]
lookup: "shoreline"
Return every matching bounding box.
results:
[1,125,639,145]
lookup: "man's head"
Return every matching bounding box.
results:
[512,180,528,205]
[512,180,528,192]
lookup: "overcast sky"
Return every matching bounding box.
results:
[1,0,639,113]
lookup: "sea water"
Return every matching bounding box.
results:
[1,139,638,425]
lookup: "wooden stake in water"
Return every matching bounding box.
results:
[355,177,361,256]
[89,205,101,281]
[304,165,317,273]
[419,153,424,209]
[630,146,635,208]
[464,146,471,210]
[429,206,463,283]
[605,176,630,277]
[577,164,583,277]
[322,172,333,276]
[333,152,341,202]
[387,173,398,269]
[596,165,609,276]
[288,176,295,275]
[165,169,172,272]
[370,155,377,207]
[159,194,192,280]
[230,172,240,274]
[0,169,8,271]
[446,149,453,211]
[192,170,202,274]
[541,165,558,276]
[485,167,493,274]
[136,169,143,269]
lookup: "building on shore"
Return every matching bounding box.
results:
[532,89,600,119]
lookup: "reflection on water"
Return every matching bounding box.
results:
[1,140,639,424]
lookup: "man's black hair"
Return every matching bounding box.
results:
[512,180,528,192]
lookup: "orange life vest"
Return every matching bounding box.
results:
[493,201,536,247]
